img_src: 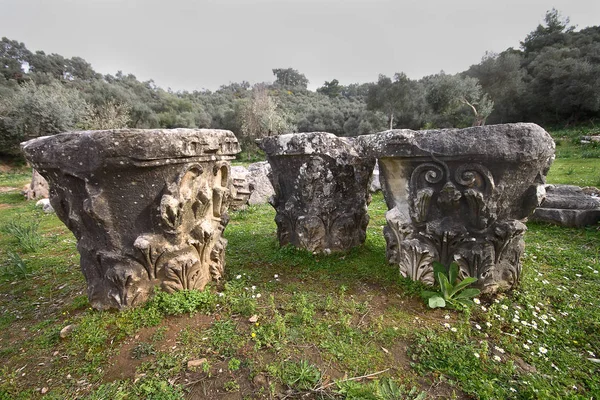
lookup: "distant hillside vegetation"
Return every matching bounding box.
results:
[1,9,599,157]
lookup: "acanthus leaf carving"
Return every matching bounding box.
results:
[463,189,490,229]
[453,244,495,286]
[398,239,435,285]
[131,161,231,301]
[383,154,531,293]
[160,247,209,293]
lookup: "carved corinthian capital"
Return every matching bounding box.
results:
[359,123,555,294]
[21,129,240,310]
[259,132,375,254]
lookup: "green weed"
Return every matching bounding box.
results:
[151,288,216,316]
[223,380,240,392]
[421,261,480,309]
[209,320,243,357]
[131,342,156,359]
[0,251,31,280]
[1,216,43,252]
[228,357,241,371]
[272,360,321,391]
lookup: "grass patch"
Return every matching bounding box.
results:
[1,215,43,253]
[0,169,30,189]
[547,158,600,187]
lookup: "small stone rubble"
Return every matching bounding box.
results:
[227,162,275,209]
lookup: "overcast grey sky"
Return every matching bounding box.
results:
[1,0,598,91]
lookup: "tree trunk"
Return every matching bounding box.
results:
[389,113,394,130]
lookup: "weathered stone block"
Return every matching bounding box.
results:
[23,169,49,200]
[247,161,275,205]
[229,166,252,210]
[259,132,375,253]
[21,129,240,310]
[531,184,600,227]
[360,123,555,294]
[370,160,382,192]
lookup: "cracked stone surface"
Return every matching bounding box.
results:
[359,123,555,294]
[21,129,240,310]
[259,132,375,253]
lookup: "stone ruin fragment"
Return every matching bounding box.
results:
[23,169,49,200]
[21,129,240,310]
[359,123,555,294]
[259,132,375,254]
[230,166,252,210]
[531,184,600,227]
[228,161,275,210]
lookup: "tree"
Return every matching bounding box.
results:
[66,57,100,81]
[466,51,526,123]
[80,101,131,130]
[367,73,424,130]
[521,9,574,56]
[317,79,342,98]
[526,47,600,123]
[0,80,87,154]
[240,84,293,143]
[423,73,494,127]
[272,68,309,89]
[0,37,31,82]
[28,51,68,79]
